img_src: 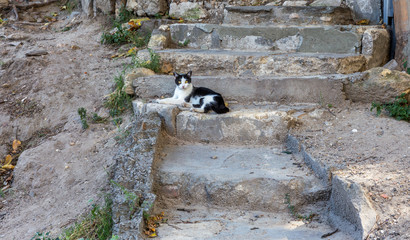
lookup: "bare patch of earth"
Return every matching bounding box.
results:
[0,13,133,239]
[291,104,409,240]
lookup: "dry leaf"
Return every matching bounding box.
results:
[380,194,389,199]
[356,19,370,25]
[2,164,14,170]
[149,232,157,238]
[12,140,21,153]
[4,155,12,165]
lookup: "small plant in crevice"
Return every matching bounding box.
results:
[104,74,132,118]
[62,197,113,240]
[178,39,190,47]
[371,93,410,122]
[285,194,316,222]
[77,107,89,129]
[403,60,410,74]
[132,48,161,73]
[31,232,60,240]
[110,180,141,216]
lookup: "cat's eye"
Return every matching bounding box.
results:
[178,81,181,84]
[185,81,188,83]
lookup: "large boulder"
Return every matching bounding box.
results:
[127,0,168,16]
[345,0,381,25]
[169,2,208,21]
[124,68,156,95]
[344,67,410,103]
[362,29,391,69]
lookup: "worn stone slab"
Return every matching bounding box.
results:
[154,144,329,211]
[362,28,390,69]
[132,74,356,106]
[223,6,354,25]
[133,100,180,135]
[175,107,294,145]
[137,49,368,77]
[329,175,378,240]
[155,206,353,240]
[170,24,361,53]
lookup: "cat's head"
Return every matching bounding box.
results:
[173,71,192,90]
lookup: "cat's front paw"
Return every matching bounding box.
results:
[182,102,192,108]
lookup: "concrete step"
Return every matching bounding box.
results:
[133,100,317,145]
[223,6,354,26]
[154,205,353,240]
[153,143,330,212]
[133,74,360,105]
[169,24,376,53]
[137,49,368,76]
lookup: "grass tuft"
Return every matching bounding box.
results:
[371,93,410,122]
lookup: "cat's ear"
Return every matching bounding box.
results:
[173,72,179,77]
[187,71,192,77]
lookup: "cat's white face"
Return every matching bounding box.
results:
[174,71,192,90]
[177,76,191,90]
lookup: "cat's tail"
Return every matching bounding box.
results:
[212,97,230,114]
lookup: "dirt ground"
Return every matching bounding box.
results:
[0,9,132,239]
[291,104,410,240]
[0,5,409,240]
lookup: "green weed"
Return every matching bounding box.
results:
[178,39,190,47]
[132,48,161,73]
[285,194,316,222]
[371,93,410,121]
[104,74,132,118]
[62,197,113,240]
[403,60,410,74]
[77,107,89,129]
[64,0,78,14]
[110,180,139,216]
[31,232,60,240]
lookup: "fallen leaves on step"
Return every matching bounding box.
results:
[356,19,370,25]
[144,212,166,238]
[128,18,150,31]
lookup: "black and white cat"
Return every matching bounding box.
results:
[156,71,229,114]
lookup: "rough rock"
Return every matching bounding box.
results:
[274,34,303,52]
[111,111,162,239]
[169,2,208,21]
[344,67,410,103]
[81,0,95,17]
[362,29,390,69]
[337,55,367,74]
[382,59,399,70]
[133,100,180,135]
[283,1,307,6]
[310,0,341,6]
[127,0,168,16]
[345,0,381,25]
[329,175,377,240]
[94,0,112,14]
[124,68,155,95]
[147,28,170,50]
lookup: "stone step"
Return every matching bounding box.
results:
[153,143,330,212]
[223,6,355,26]
[137,49,368,77]
[154,205,353,240]
[132,74,360,105]
[169,24,384,53]
[133,100,316,145]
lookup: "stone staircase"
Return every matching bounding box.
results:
[114,3,389,240]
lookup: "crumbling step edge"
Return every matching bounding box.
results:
[111,112,164,240]
[286,135,378,240]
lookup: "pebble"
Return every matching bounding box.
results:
[26,50,48,57]
[352,129,358,133]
